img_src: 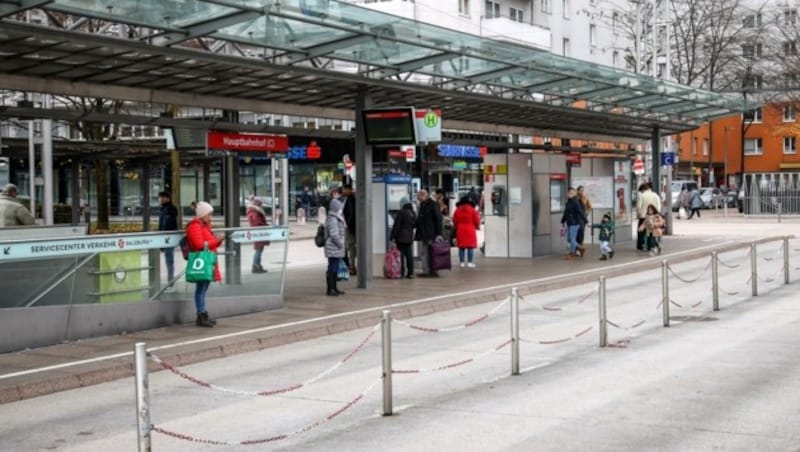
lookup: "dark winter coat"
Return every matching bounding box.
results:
[391,203,417,245]
[342,194,356,234]
[592,220,615,242]
[415,198,443,242]
[561,197,588,227]
[158,202,178,231]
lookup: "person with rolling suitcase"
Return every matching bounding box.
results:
[414,189,444,277]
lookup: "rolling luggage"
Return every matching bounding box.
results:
[429,240,452,272]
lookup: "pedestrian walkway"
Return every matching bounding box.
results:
[0,230,787,404]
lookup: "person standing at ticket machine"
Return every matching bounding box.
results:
[158,191,179,288]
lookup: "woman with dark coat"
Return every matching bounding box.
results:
[560,188,588,259]
[391,196,417,278]
[452,197,480,268]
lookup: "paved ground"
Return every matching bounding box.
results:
[0,212,797,407]
[0,240,798,451]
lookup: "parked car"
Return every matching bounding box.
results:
[699,187,723,209]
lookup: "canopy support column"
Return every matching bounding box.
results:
[355,88,372,289]
[651,126,660,199]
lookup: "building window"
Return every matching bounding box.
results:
[459,0,470,15]
[692,137,697,156]
[743,14,762,28]
[703,139,709,156]
[784,137,797,154]
[562,0,569,18]
[485,0,500,18]
[784,105,796,122]
[744,138,763,155]
[785,9,797,26]
[743,74,763,90]
[541,0,551,14]
[612,50,619,67]
[744,107,762,123]
[589,24,597,47]
[562,38,570,56]
[785,41,798,56]
[742,43,762,58]
[510,7,524,22]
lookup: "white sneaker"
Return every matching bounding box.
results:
[460,262,466,268]
[467,262,476,268]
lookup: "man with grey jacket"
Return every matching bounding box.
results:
[0,184,35,227]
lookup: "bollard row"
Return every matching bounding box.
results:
[134,236,795,449]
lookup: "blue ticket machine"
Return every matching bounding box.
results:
[371,175,411,277]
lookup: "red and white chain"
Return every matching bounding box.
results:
[392,339,512,374]
[151,377,381,446]
[520,286,597,313]
[520,325,594,345]
[392,297,509,333]
[149,323,380,397]
[667,257,713,284]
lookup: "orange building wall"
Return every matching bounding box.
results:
[676,102,800,182]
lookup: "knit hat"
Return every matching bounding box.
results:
[195,201,213,218]
[399,196,410,207]
[329,198,343,213]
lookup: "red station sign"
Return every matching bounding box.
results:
[207,131,289,152]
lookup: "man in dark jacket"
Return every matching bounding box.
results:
[158,191,179,287]
[341,184,357,275]
[391,196,417,279]
[415,189,443,277]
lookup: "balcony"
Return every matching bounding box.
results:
[481,16,550,49]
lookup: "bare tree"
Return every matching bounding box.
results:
[54,96,126,231]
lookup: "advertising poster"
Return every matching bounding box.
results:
[572,177,614,209]
[614,160,632,225]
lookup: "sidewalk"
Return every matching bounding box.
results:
[0,230,788,404]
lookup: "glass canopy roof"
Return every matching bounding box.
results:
[0,0,748,139]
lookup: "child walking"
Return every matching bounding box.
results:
[638,204,664,256]
[591,213,615,260]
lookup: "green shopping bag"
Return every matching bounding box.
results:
[185,248,217,283]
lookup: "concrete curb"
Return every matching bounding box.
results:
[1,236,790,404]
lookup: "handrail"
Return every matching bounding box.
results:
[24,253,98,307]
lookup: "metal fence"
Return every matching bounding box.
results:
[741,172,800,216]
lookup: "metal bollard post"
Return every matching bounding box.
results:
[661,260,670,327]
[510,288,520,375]
[381,310,393,416]
[784,236,790,285]
[711,252,720,311]
[134,342,151,452]
[598,277,608,348]
[751,242,758,297]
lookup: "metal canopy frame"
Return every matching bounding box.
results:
[0,0,748,141]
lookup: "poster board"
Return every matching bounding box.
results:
[572,177,614,209]
[613,161,632,225]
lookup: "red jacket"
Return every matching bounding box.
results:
[452,203,480,249]
[246,206,269,250]
[186,218,222,282]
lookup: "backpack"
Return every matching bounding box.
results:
[314,225,326,247]
[179,236,190,260]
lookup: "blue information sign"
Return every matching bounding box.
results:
[660,152,675,167]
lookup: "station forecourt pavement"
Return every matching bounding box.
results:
[0,212,797,404]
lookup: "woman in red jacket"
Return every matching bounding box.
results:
[186,201,224,327]
[452,197,480,268]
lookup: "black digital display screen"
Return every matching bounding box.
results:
[362,108,417,145]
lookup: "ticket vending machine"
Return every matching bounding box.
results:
[371,175,412,277]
